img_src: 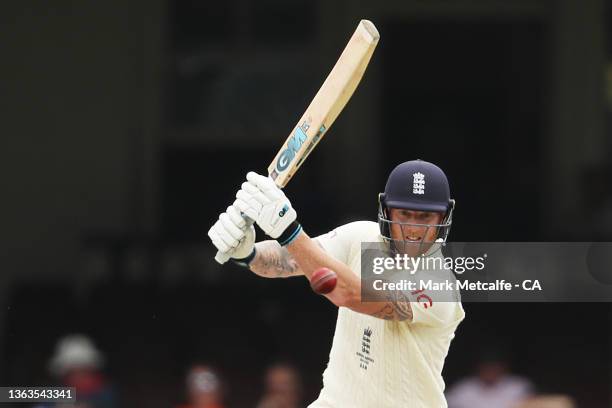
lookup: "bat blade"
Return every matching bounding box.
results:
[267,19,380,187]
[216,20,379,264]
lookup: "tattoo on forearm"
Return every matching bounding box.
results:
[251,241,301,278]
[371,288,413,322]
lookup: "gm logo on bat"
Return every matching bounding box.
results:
[279,204,289,217]
[276,124,308,172]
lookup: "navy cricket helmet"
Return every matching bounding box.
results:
[378,160,455,244]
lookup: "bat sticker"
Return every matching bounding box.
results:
[275,122,309,172]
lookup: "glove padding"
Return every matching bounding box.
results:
[207,204,255,263]
[235,172,298,239]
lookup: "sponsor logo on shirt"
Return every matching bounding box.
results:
[357,327,375,370]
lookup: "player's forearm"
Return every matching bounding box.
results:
[285,231,360,307]
[286,232,413,321]
[249,240,304,278]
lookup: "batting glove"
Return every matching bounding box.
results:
[207,204,256,264]
[235,172,302,245]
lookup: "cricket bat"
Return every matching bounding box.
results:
[216,19,379,263]
[268,19,380,187]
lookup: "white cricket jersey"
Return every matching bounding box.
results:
[309,221,465,408]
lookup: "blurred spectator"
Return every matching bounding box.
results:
[36,334,117,408]
[517,395,576,408]
[256,362,303,408]
[176,365,225,408]
[446,348,533,408]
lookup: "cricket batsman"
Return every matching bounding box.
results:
[208,159,465,407]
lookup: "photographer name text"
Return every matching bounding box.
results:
[372,279,542,291]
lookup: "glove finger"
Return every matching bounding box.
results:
[245,172,283,199]
[230,225,256,259]
[233,197,248,211]
[234,198,259,221]
[247,179,282,201]
[215,251,230,264]
[227,205,246,228]
[241,181,261,195]
[235,188,252,202]
[246,171,278,192]
[220,212,244,240]
[212,218,239,248]
[208,227,231,253]
[246,171,265,183]
[242,182,272,202]
[241,181,271,205]
[231,198,253,220]
[236,190,263,213]
[212,237,230,254]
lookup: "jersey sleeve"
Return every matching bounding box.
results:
[313,221,376,265]
[313,225,353,265]
[409,295,464,327]
[408,270,465,328]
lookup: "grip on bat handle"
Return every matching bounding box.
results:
[214,217,255,265]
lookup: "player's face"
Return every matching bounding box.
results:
[388,208,444,255]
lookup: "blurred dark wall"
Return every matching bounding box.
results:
[381,20,546,241]
[1,0,164,283]
[1,1,166,386]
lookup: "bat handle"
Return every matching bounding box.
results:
[214,217,255,265]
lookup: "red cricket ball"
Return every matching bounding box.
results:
[310,267,338,295]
